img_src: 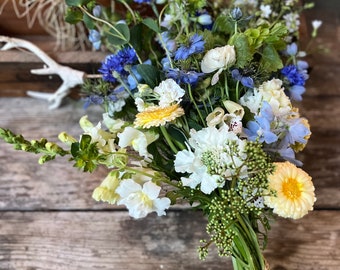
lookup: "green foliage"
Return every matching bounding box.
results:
[107,23,130,46]
[230,33,253,68]
[70,134,100,172]
[260,44,284,72]
[136,64,160,88]
[65,7,84,24]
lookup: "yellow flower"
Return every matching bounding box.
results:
[92,171,120,204]
[134,104,185,129]
[265,161,316,219]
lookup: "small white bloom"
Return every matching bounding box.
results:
[311,20,322,37]
[154,79,185,107]
[312,20,322,30]
[260,4,272,18]
[116,179,171,219]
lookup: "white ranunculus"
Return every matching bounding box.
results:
[154,78,185,107]
[200,45,236,74]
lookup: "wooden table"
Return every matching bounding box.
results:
[0,1,339,269]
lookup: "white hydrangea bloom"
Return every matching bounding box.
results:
[154,79,185,107]
[283,12,300,33]
[116,179,171,219]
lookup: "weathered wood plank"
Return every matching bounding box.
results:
[0,210,339,270]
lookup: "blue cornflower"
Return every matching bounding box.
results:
[174,34,205,61]
[98,48,138,83]
[231,69,254,88]
[281,65,306,86]
[167,68,203,85]
[88,29,101,50]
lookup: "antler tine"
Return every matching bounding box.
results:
[0,35,85,109]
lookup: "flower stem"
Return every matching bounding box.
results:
[160,126,178,154]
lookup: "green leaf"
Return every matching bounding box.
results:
[136,64,160,88]
[65,0,91,6]
[142,18,160,33]
[167,125,187,148]
[83,13,95,29]
[212,15,234,35]
[65,7,83,24]
[230,33,253,68]
[260,44,283,72]
[107,23,130,46]
[130,24,144,52]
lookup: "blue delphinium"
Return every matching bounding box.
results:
[134,0,151,3]
[88,29,101,50]
[83,94,104,109]
[98,48,138,83]
[174,34,205,61]
[244,102,278,144]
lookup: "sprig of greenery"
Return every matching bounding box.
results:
[0,128,69,164]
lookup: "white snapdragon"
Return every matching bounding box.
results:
[116,179,171,219]
[201,45,236,85]
[118,127,159,161]
[153,79,185,107]
[79,115,114,148]
[102,113,125,135]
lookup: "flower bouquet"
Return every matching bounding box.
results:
[0,0,322,269]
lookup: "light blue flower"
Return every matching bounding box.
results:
[244,116,278,144]
[88,29,101,50]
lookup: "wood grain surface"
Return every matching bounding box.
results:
[0,0,339,269]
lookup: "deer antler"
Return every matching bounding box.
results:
[0,35,85,109]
